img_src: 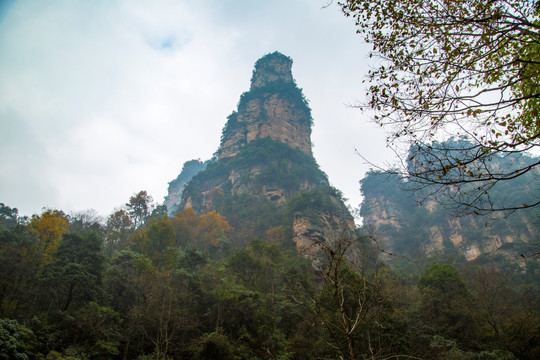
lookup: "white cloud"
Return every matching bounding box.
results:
[0,0,394,218]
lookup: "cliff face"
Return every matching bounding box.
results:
[166,52,354,254]
[292,194,356,254]
[218,53,312,159]
[218,94,312,159]
[360,171,539,265]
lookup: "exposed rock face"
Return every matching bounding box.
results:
[293,197,356,256]
[217,52,312,159]
[165,52,355,254]
[360,172,538,265]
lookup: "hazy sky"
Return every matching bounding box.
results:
[0,0,394,218]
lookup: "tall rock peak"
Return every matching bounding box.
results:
[218,52,313,159]
[250,52,294,89]
[165,52,354,258]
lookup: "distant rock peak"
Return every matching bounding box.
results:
[250,52,294,89]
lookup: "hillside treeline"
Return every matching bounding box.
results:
[0,196,539,360]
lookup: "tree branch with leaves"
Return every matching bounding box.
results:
[339,0,540,214]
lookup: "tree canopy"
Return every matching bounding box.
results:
[339,0,540,213]
[1,186,540,359]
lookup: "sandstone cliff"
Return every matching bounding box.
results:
[218,52,312,159]
[360,170,539,265]
[165,52,355,254]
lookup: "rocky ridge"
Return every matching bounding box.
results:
[360,171,539,265]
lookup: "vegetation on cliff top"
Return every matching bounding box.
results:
[252,51,292,73]
[182,138,328,211]
[178,137,330,245]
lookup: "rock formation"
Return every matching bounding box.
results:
[359,170,539,265]
[164,160,208,215]
[165,52,355,255]
[217,53,312,159]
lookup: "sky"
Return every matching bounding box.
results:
[0,0,395,219]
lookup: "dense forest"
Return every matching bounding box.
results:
[1,192,539,359]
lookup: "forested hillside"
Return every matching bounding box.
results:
[1,198,539,359]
